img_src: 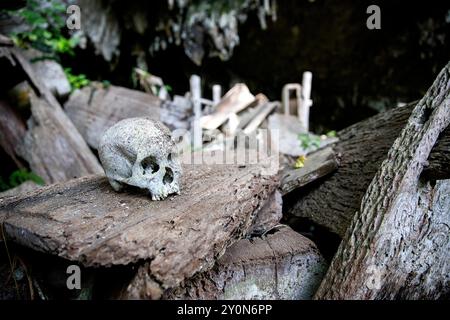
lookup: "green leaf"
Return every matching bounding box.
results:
[8,169,45,188]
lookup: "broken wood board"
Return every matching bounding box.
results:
[236,94,269,130]
[200,84,255,130]
[64,83,162,149]
[18,93,103,183]
[0,163,278,296]
[23,49,71,98]
[243,102,279,134]
[280,147,339,196]
[161,226,327,300]
[0,46,103,184]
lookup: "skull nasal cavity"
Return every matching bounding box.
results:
[163,167,174,184]
[142,156,159,174]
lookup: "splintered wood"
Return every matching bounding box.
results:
[0,164,278,296]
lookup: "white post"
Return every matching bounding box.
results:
[190,74,202,151]
[300,71,313,132]
[212,84,222,105]
[282,83,301,116]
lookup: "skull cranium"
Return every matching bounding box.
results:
[98,117,182,200]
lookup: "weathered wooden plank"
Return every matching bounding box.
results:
[280,147,339,196]
[0,181,41,200]
[200,84,255,130]
[243,102,279,134]
[160,226,327,300]
[0,163,278,295]
[0,46,103,184]
[0,99,27,168]
[64,83,162,149]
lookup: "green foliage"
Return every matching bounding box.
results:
[298,133,321,150]
[101,80,112,89]
[0,169,45,192]
[64,68,90,90]
[326,130,337,138]
[5,0,79,57]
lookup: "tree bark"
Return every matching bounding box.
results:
[285,102,450,237]
[314,62,450,299]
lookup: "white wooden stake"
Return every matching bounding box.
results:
[190,74,202,151]
[212,84,222,105]
[282,83,301,117]
[300,71,313,132]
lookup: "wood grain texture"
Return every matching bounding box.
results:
[0,47,103,184]
[314,62,450,300]
[281,147,338,196]
[286,102,450,237]
[0,99,27,168]
[16,93,104,183]
[247,190,283,236]
[0,163,278,295]
[64,83,162,149]
[161,226,327,300]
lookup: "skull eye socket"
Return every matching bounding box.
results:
[142,156,160,174]
[163,167,174,184]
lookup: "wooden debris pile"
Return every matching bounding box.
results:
[0,34,449,300]
[0,37,328,300]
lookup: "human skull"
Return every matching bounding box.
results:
[98,117,182,200]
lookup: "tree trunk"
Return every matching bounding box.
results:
[314,62,450,299]
[285,102,450,237]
